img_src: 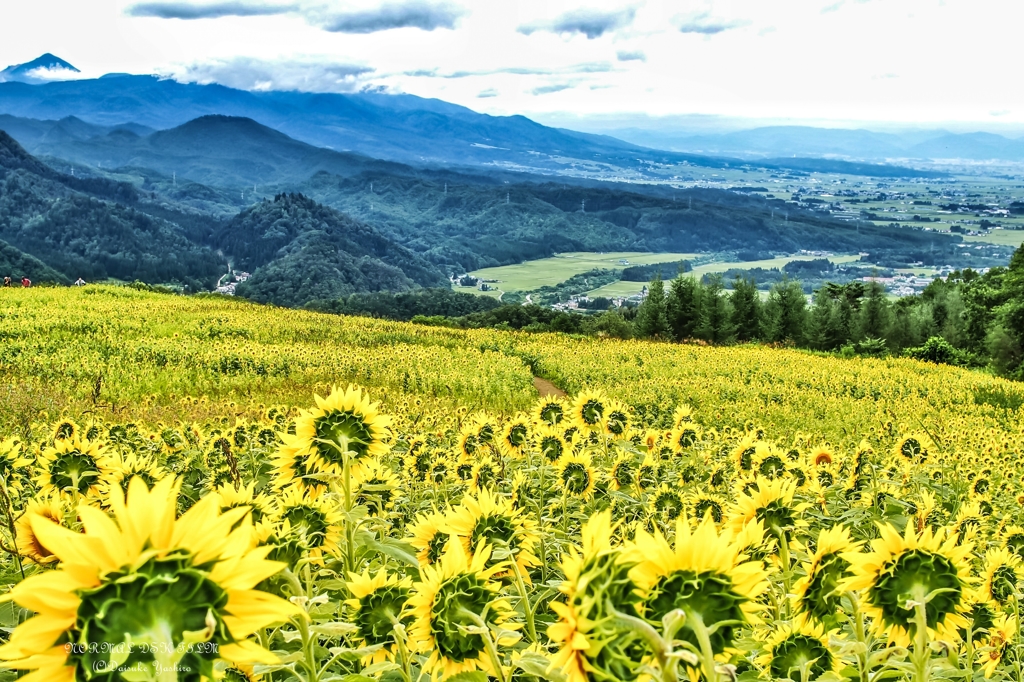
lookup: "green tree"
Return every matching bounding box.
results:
[666,274,702,341]
[990,244,1024,378]
[729,276,762,342]
[857,280,891,341]
[635,275,670,339]
[697,275,734,344]
[763,277,807,345]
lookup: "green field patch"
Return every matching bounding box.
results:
[463,251,697,295]
[587,254,863,298]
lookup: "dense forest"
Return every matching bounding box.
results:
[0,131,222,289]
[216,193,448,307]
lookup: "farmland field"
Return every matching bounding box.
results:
[1,286,1023,682]
[465,251,696,294]
[588,253,864,298]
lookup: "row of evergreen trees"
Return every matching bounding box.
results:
[632,243,1024,379]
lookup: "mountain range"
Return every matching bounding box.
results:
[0,54,1015,309]
[602,125,1024,163]
[0,56,946,179]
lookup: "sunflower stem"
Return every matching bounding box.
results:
[458,608,509,682]
[510,559,539,644]
[846,591,871,682]
[911,597,931,682]
[340,440,357,576]
[778,530,792,620]
[687,612,719,682]
[608,606,679,682]
[387,615,414,682]
[282,568,320,682]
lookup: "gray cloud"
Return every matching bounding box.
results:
[519,8,636,39]
[315,1,465,33]
[821,1,844,12]
[127,1,296,19]
[616,50,646,62]
[163,57,374,92]
[477,88,498,98]
[678,13,749,35]
[532,83,574,95]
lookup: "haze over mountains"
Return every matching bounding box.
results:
[604,126,1024,163]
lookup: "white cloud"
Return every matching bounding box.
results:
[0,0,1020,128]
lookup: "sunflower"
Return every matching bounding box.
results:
[625,515,769,657]
[407,510,450,567]
[101,450,168,498]
[732,434,759,473]
[0,476,299,681]
[979,548,1023,610]
[457,425,481,461]
[216,481,273,525]
[842,523,973,647]
[345,569,413,664]
[978,614,1016,678]
[14,496,66,565]
[446,488,540,578]
[469,459,501,493]
[536,425,569,464]
[271,487,343,562]
[755,621,842,681]
[533,397,565,426]
[637,454,661,491]
[0,438,31,493]
[793,525,860,627]
[548,511,643,682]
[894,433,931,462]
[407,537,518,679]
[557,451,596,498]
[270,438,323,496]
[603,400,630,438]
[690,494,725,524]
[219,663,263,681]
[288,385,392,482]
[402,438,432,482]
[950,501,985,544]
[500,415,531,458]
[728,477,808,543]
[35,435,110,499]
[470,413,498,445]
[668,423,702,453]
[808,444,836,468]
[50,418,79,442]
[651,484,684,522]
[571,390,607,433]
[672,403,694,428]
[354,458,400,516]
[610,454,636,491]
[753,442,789,480]
[1001,525,1024,560]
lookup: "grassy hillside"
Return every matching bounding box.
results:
[0,286,1023,681]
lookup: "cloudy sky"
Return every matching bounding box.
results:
[2,0,1020,130]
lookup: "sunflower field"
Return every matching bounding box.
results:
[0,287,1023,682]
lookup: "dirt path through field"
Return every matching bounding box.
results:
[533,376,566,398]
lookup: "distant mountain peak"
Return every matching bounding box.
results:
[0,54,80,85]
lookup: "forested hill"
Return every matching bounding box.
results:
[0,131,223,288]
[0,239,69,284]
[214,193,449,307]
[298,171,975,273]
